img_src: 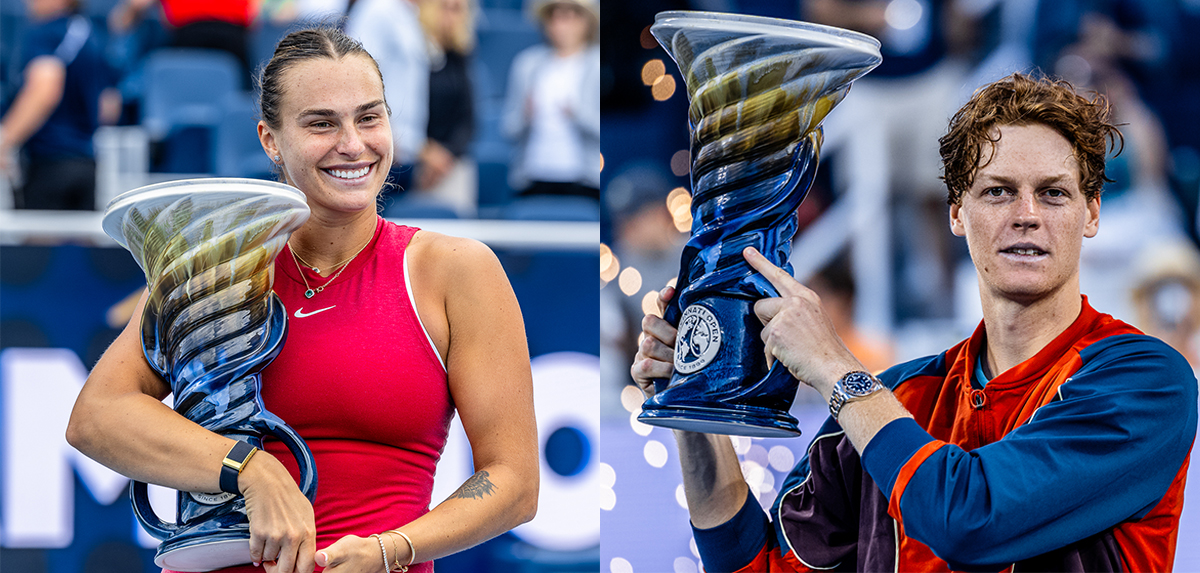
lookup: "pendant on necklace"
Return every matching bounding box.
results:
[304,289,315,299]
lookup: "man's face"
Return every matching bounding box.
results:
[949,123,1100,305]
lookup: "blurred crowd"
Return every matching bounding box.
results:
[600,0,1200,417]
[0,0,601,220]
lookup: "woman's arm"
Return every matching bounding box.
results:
[500,49,537,140]
[1,57,65,168]
[67,290,318,573]
[318,234,538,571]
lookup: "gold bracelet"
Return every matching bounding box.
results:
[370,534,389,573]
[385,529,416,570]
[388,532,402,571]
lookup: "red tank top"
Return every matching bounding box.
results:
[172,218,451,572]
[160,0,253,27]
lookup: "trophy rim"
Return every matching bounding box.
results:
[101,177,309,248]
[652,10,882,53]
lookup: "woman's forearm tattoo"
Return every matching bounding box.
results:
[450,470,497,500]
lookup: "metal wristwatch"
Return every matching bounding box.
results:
[828,371,884,420]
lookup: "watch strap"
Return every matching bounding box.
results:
[219,440,258,495]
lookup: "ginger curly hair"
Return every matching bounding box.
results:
[939,72,1123,205]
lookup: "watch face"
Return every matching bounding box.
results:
[842,372,879,396]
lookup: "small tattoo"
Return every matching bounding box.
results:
[450,470,497,500]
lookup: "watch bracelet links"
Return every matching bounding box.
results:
[828,370,883,420]
[219,440,258,495]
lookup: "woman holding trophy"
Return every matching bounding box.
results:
[67,27,538,573]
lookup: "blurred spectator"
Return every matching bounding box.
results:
[502,0,600,200]
[109,0,257,85]
[600,162,684,417]
[415,0,479,217]
[803,0,967,325]
[260,0,348,24]
[1131,241,1200,370]
[807,250,895,375]
[1,0,119,210]
[345,0,429,195]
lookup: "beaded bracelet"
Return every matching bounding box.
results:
[370,534,389,573]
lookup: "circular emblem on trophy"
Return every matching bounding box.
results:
[674,304,722,374]
[190,491,237,505]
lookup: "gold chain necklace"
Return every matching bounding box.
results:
[291,247,360,274]
[289,236,371,299]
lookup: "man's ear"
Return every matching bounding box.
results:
[1084,195,1100,238]
[949,202,966,237]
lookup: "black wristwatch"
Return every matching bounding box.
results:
[219,440,258,495]
[828,371,884,420]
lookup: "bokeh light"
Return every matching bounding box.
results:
[675,484,688,509]
[746,444,769,467]
[651,74,677,101]
[610,557,634,573]
[599,462,617,511]
[885,0,922,30]
[768,445,796,472]
[600,486,617,512]
[619,267,643,296]
[674,556,699,573]
[644,440,668,468]
[639,25,658,49]
[641,290,661,317]
[641,59,666,86]
[601,244,620,283]
[730,435,751,455]
[670,150,690,176]
[620,385,644,413]
[630,411,653,436]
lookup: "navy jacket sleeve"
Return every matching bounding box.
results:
[860,334,1198,569]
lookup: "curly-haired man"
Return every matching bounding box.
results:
[633,72,1197,571]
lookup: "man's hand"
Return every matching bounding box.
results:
[744,247,866,396]
[240,452,317,573]
[631,285,677,398]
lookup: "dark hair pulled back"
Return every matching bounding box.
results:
[255,26,386,130]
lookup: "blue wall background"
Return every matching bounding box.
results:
[0,240,598,573]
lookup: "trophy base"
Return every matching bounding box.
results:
[155,535,251,572]
[638,403,801,438]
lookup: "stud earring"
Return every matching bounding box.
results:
[273,155,281,163]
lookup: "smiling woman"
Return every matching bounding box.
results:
[67,27,538,573]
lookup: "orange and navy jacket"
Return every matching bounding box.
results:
[694,297,1197,572]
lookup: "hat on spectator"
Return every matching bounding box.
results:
[531,0,599,29]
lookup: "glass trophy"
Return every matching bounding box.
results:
[102,178,317,571]
[639,12,882,437]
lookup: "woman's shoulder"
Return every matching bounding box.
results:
[407,229,503,280]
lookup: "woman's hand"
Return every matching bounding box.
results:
[240,452,317,573]
[631,285,678,398]
[314,534,393,572]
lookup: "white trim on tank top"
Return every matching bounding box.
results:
[403,248,448,372]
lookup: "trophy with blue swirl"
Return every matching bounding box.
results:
[638,12,882,437]
[102,178,317,571]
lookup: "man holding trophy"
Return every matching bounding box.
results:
[633,14,1196,572]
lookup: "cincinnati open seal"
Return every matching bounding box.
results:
[674,304,722,374]
[190,491,237,505]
